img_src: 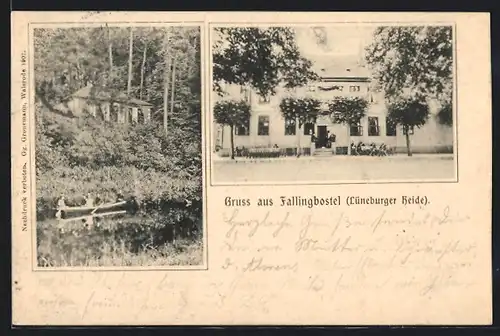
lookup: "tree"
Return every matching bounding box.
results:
[365,26,452,156]
[162,29,171,137]
[365,26,453,105]
[213,100,251,160]
[279,97,321,157]
[212,27,318,98]
[437,103,452,126]
[387,97,429,156]
[327,96,369,155]
[328,96,368,125]
[127,27,134,96]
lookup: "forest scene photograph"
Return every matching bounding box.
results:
[33,25,204,267]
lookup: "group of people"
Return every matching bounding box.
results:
[350,142,392,156]
[309,130,337,152]
[55,190,125,217]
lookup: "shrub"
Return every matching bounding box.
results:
[247,148,281,158]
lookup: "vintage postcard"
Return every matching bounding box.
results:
[12,12,491,325]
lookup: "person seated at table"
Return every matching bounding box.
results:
[350,142,358,155]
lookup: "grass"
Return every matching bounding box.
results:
[36,218,204,267]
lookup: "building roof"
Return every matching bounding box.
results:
[306,54,371,80]
[69,85,153,107]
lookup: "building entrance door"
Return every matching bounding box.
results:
[316,125,328,148]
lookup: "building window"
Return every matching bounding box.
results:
[111,103,120,122]
[235,116,250,136]
[349,85,361,92]
[284,117,296,136]
[258,95,270,104]
[403,125,415,135]
[386,117,397,136]
[258,115,270,136]
[304,122,315,135]
[137,108,144,124]
[350,121,363,136]
[240,86,251,103]
[368,117,380,136]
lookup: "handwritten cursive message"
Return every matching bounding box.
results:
[217,205,475,305]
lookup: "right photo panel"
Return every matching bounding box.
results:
[209,24,456,185]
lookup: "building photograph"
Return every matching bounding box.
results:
[210,25,456,184]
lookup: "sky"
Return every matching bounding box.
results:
[295,25,376,59]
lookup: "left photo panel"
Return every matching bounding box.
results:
[32,24,205,269]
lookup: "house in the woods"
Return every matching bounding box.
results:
[57,84,154,124]
[213,56,454,155]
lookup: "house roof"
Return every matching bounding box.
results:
[69,85,153,107]
[306,54,371,80]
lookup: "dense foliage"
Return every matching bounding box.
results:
[279,97,322,128]
[279,97,321,157]
[365,26,452,155]
[327,96,369,125]
[34,26,202,266]
[365,26,453,107]
[212,27,318,97]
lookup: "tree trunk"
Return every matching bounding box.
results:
[163,29,170,137]
[139,42,148,100]
[127,27,134,96]
[296,119,301,157]
[221,124,224,149]
[404,125,412,157]
[347,123,351,155]
[170,56,176,114]
[108,26,113,86]
[230,124,235,160]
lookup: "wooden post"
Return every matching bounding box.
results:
[131,107,139,123]
[102,103,111,121]
[143,107,151,123]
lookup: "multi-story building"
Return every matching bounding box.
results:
[212,56,454,155]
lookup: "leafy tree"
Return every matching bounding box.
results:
[388,97,430,156]
[328,96,368,125]
[365,26,452,155]
[212,27,318,98]
[437,103,452,126]
[279,97,321,157]
[365,26,453,106]
[213,100,251,159]
[327,96,369,155]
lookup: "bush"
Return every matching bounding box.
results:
[247,148,281,158]
[36,104,203,265]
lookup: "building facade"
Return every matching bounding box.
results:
[57,85,153,125]
[213,60,454,155]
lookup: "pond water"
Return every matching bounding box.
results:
[36,213,202,267]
